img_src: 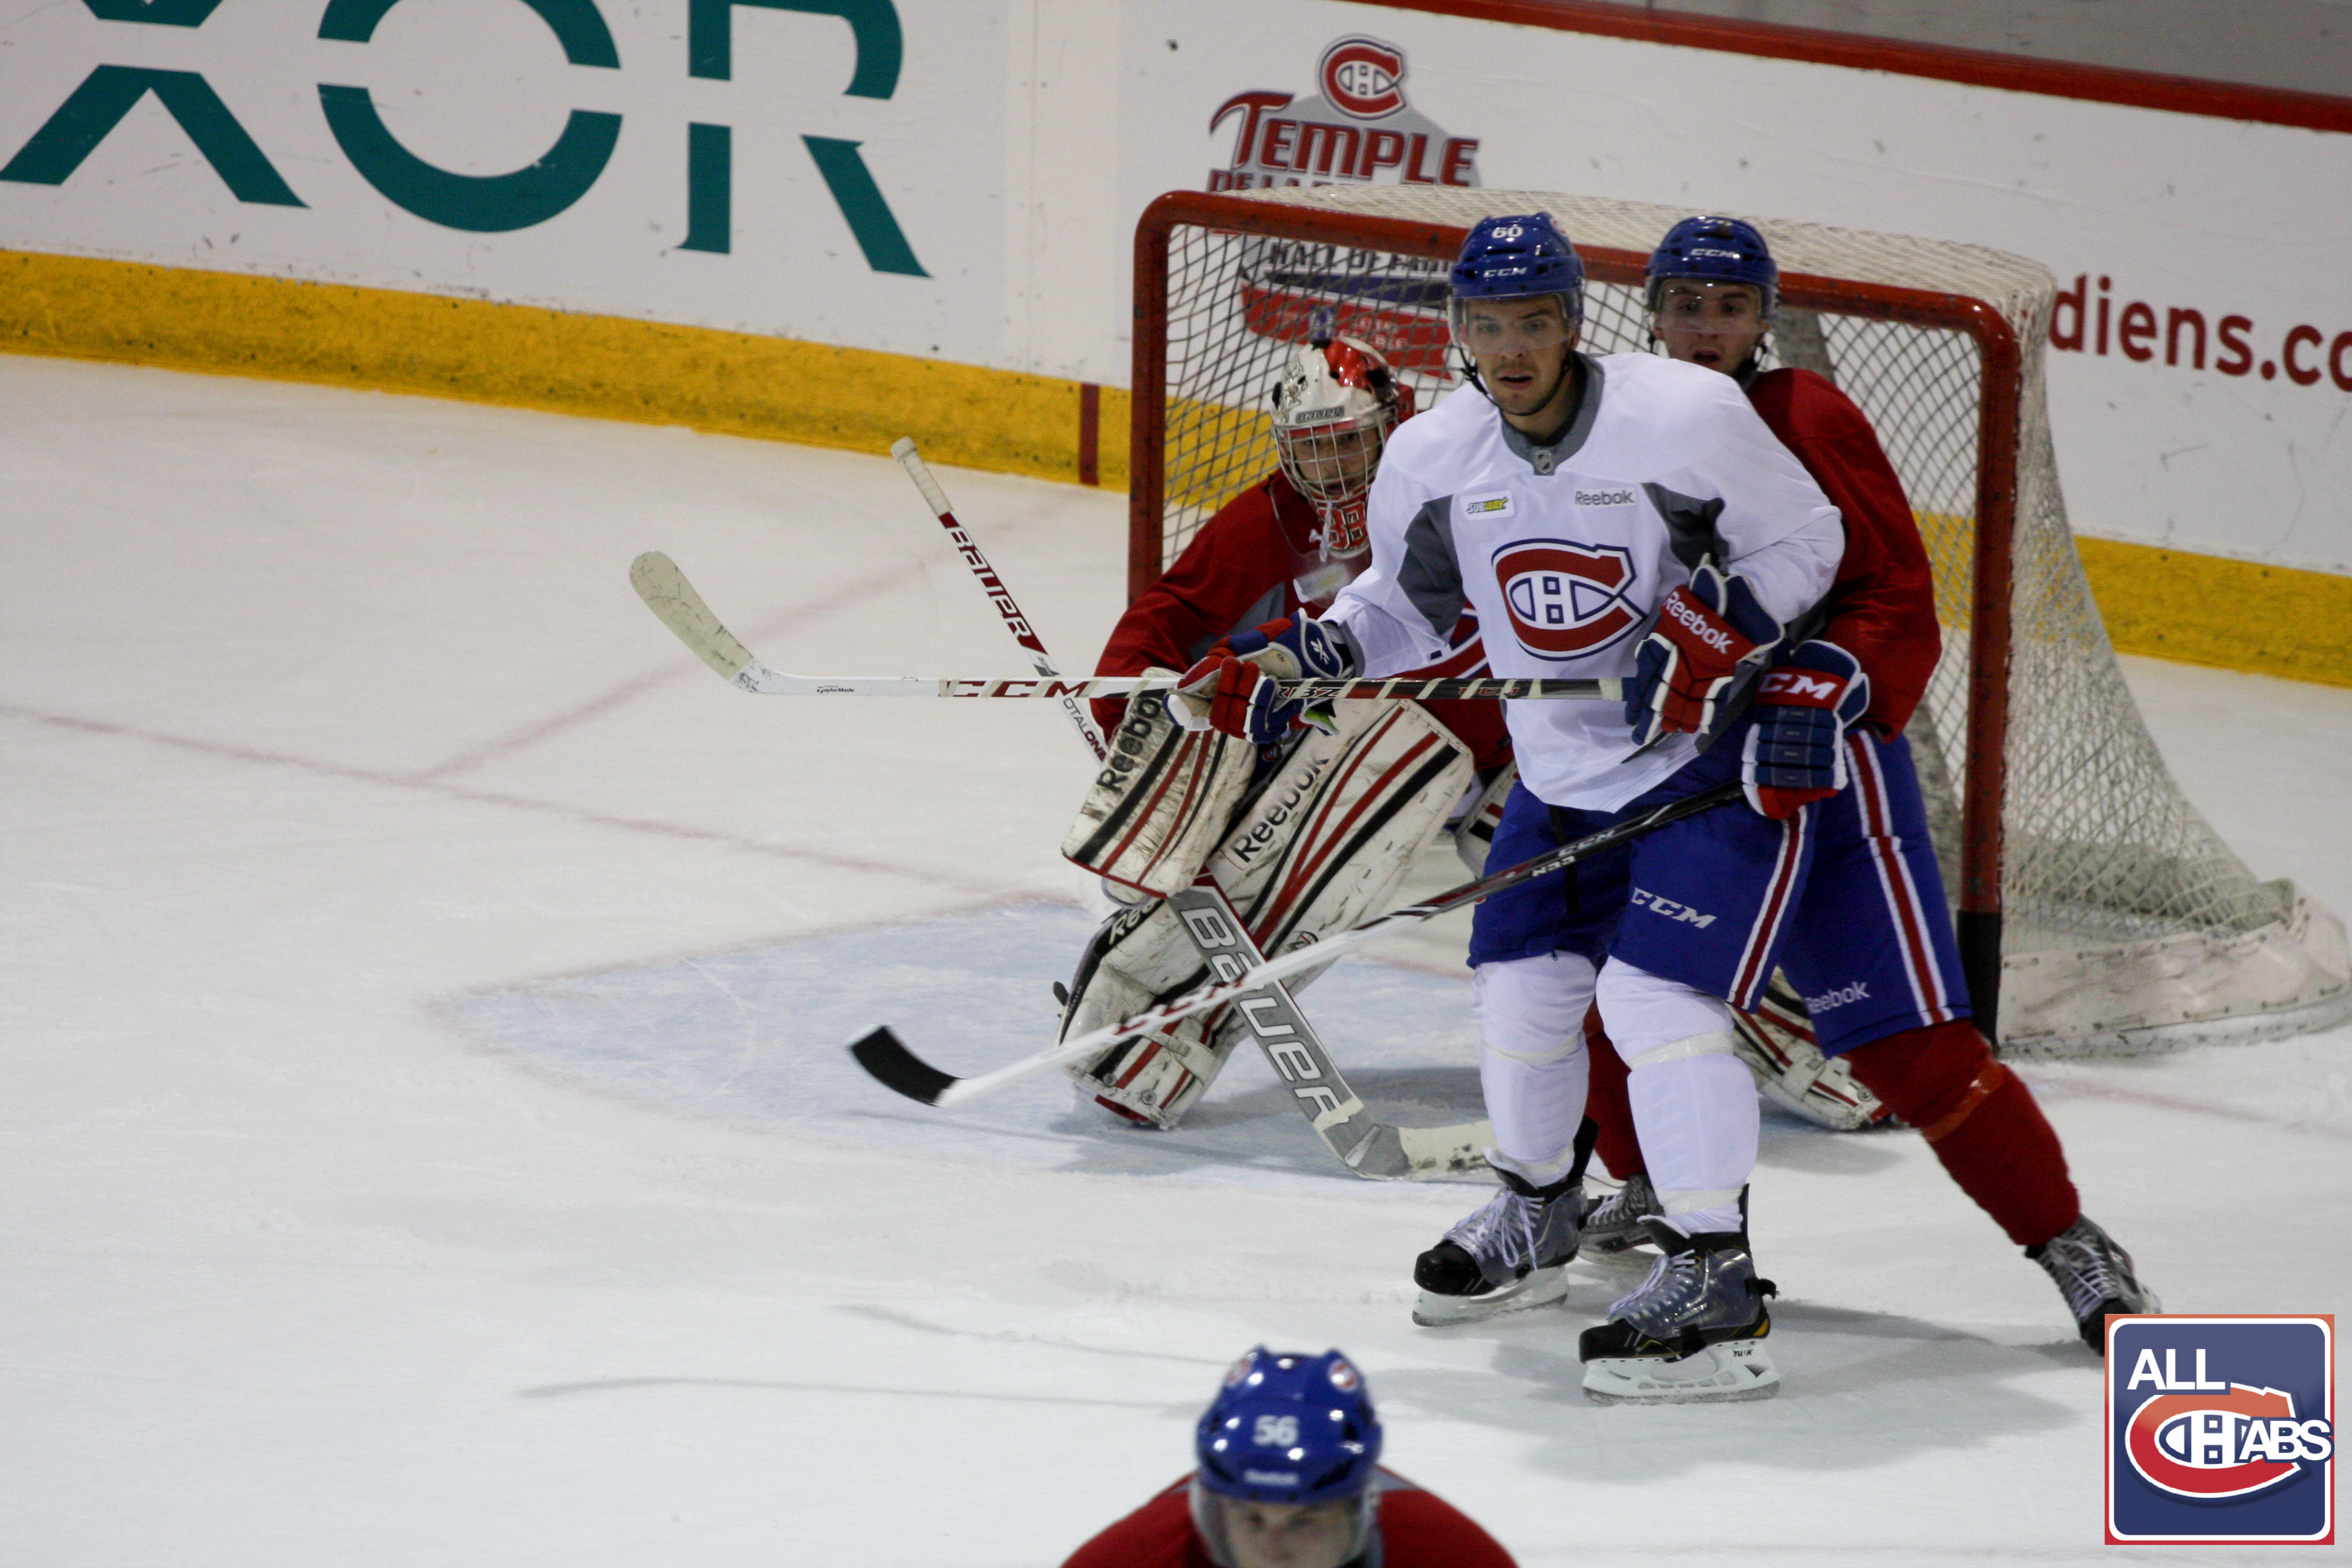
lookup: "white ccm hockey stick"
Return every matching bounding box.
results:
[629,551,1618,705]
[891,437,1107,761]
[852,778,1744,1114]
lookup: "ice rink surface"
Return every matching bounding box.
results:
[5,356,2347,1566]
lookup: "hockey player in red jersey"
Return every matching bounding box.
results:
[1574,217,2157,1351]
[1062,1347,1515,1568]
[1095,318,1511,778]
[1053,322,1515,1134]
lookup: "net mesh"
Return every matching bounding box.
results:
[1146,186,2347,1056]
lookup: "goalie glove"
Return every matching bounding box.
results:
[1740,640,1870,818]
[1166,616,1359,747]
[1624,560,1783,748]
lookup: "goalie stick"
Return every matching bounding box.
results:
[1146,878,1488,1179]
[631,550,1616,704]
[891,437,1106,762]
[851,777,1743,1109]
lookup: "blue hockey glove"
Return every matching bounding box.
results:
[1740,639,1872,818]
[1625,559,1785,748]
[1166,616,1357,746]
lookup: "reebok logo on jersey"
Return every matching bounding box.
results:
[1463,491,1514,517]
[1491,539,1641,660]
[1805,981,1870,1011]
[1574,488,1635,508]
[1630,887,1715,927]
[1663,595,1737,652]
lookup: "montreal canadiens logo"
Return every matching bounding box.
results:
[1492,539,1641,659]
[2126,1384,2321,1498]
[1320,37,1406,118]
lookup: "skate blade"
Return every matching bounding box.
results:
[1412,1264,1570,1327]
[1581,1338,1781,1405]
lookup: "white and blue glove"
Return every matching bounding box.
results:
[1166,616,1358,747]
[1741,639,1871,818]
[1625,559,1785,749]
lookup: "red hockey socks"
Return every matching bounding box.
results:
[1580,1008,1646,1180]
[1845,1019,2080,1247]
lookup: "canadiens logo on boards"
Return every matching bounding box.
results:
[1489,540,1642,661]
[1208,38,1481,376]
[2107,1316,2334,1544]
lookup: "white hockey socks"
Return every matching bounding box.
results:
[1472,951,1596,1185]
[1600,959,1758,1235]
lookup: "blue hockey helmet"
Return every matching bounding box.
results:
[1646,215,1777,316]
[1191,1349,1382,1568]
[1449,212,1584,329]
[1194,1347,1382,1504]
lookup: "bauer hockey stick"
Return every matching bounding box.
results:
[631,552,1620,704]
[1154,877,1488,1180]
[892,437,1106,761]
[851,776,1744,1109]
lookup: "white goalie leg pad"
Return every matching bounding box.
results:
[1449,763,1518,876]
[1600,959,1759,1233]
[1212,699,1475,973]
[1062,701,1473,1131]
[1734,974,1889,1132]
[1057,901,1233,1128]
[1472,951,1596,1184]
[1062,682,1257,898]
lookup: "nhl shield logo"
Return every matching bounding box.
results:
[1490,539,1641,661]
[2108,1316,2334,1544]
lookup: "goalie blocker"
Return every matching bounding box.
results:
[1059,693,1474,1129]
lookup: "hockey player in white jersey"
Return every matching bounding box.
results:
[1169,214,1844,1402]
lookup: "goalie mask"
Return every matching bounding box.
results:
[1269,319,1411,561]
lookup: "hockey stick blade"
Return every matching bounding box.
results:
[850,1026,962,1106]
[848,779,1743,1110]
[631,550,766,687]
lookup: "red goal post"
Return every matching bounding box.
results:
[1126,186,2351,1059]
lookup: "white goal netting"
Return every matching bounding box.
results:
[1139,184,2348,1058]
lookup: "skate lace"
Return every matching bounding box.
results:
[1449,1188,1546,1273]
[1609,1244,1702,1322]
[1588,1176,1652,1230]
[2039,1222,2131,1320]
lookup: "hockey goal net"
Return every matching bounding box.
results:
[1129,185,2350,1059]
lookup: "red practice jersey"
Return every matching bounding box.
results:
[1099,471,1514,773]
[1744,367,1942,735]
[1060,1469,1517,1568]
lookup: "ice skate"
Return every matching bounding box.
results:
[2028,1215,2160,1352]
[1578,1219,1780,1403]
[1579,1172,1660,1255]
[1411,1166,1583,1325]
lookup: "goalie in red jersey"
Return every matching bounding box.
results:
[1054,321,1514,1131]
[1568,217,2157,1352]
[1062,1347,1514,1568]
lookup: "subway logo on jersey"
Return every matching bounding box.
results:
[1489,539,1641,659]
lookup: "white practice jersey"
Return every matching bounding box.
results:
[1324,352,1844,811]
